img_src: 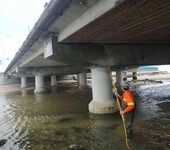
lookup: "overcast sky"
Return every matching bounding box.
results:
[0,0,50,58]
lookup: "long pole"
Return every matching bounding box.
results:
[107,65,132,150]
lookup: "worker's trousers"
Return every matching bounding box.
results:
[122,103,135,139]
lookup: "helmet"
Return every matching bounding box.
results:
[122,82,130,90]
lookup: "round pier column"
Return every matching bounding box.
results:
[34,75,46,94]
[89,67,117,114]
[123,72,127,81]
[78,73,88,89]
[116,70,123,85]
[21,77,27,88]
[132,72,137,81]
[51,75,57,86]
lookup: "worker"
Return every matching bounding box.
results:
[116,82,135,139]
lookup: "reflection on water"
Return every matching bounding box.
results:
[0,81,169,150]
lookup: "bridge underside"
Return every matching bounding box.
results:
[45,37,170,70]
[46,0,170,72]
[59,0,170,43]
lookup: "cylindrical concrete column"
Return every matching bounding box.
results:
[21,77,27,88]
[51,75,57,86]
[77,74,79,84]
[77,73,88,89]
[89,67,117,114]
[116,70,123,85]
[123,72,127,81]
[34,75,46,94]
[132,72,137,81]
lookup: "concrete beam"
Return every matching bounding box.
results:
[44,36,105,67]
[45,37,170,69]
[19,45,43,67]
[13,66,87,77]
[104,44,170,68]
[58,0,119,41]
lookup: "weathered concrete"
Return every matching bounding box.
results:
[104,44,170,68]
[44,36,104,67]
[44,38,170,70]
[116,70,123,85]
[77,73,88,89]
[11,66,86,77]
[34,75,46,94]
[123,72,127,81]
[132,72,137,81]
[58,0,119,41]
[21,77,27,88]
[89,67,117,114]
[51,75,57,86]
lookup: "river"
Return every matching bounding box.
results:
[0,80,169,150]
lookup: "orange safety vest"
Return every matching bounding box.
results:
[120,90,135,113]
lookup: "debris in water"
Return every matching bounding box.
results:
[0,139,7,147]
[68,144,85,150]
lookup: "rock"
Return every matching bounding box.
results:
[155,80,163,83]
[70,127,83,133]
[58,117,72,123]
[68,144,85,150]
[0,139,7,147]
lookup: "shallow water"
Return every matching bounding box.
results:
[132,81,170,150]
[0,81,169,150]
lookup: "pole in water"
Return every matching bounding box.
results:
[104,50,132,150]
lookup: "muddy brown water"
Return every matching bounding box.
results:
[0,81,169,150]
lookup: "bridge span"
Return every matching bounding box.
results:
[4,0,170,114]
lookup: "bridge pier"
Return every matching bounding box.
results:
[77,73,88,89]
[123,72,127,81]
[51,75,57,86]
[132,72,137,81]
[21,77,27,88]
[34,75,46,94]
[116,70,123,85]
[89,67,117,114]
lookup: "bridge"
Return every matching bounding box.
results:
[4,0,170,114]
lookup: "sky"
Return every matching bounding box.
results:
[0,0,50,71]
